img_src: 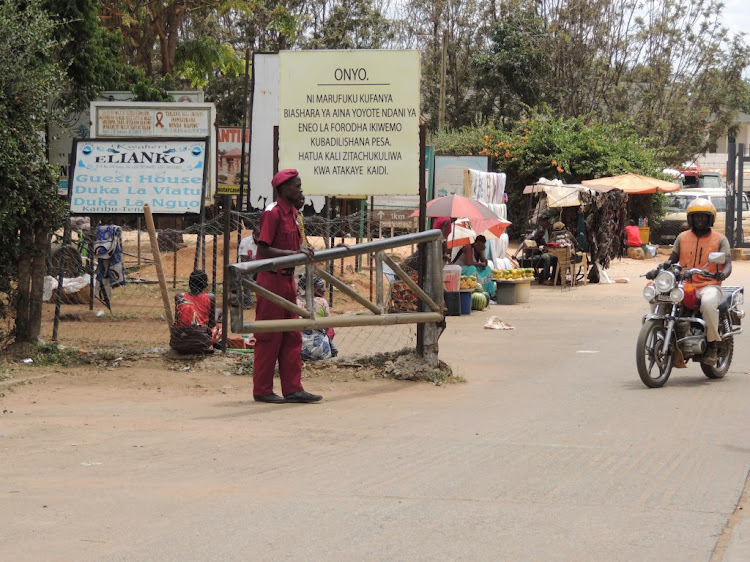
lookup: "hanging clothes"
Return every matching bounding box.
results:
[94,225,125,310]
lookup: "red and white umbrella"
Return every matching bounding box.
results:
[410,194,500,220]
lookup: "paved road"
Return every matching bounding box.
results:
[2,261,750,560]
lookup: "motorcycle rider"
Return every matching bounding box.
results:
[665,198,732,365]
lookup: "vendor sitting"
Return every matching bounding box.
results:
[625,219,644,247]
[296,274,337,360]
[170,269,221,354]
[453,235,494,292]
[516,216,558,285]
[551,221,584,264]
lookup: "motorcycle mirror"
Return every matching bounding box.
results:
[708,252,726,265]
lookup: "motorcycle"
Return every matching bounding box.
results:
[637,252,744,388]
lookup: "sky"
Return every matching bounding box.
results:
[723,0,750,41]
[722,0,750,77]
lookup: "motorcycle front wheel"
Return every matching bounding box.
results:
[701,337,733,379]
[636,319,674,388]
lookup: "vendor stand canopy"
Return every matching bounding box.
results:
[523,178,617,208]
[581,173,679,194]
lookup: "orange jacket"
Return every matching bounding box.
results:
[677,229,723,289]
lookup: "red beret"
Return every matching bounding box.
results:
[271,169,298,188]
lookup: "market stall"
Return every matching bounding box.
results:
[522,178,628,279]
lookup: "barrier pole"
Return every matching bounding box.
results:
[143,204,173,327]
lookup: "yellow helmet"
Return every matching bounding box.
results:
[686,197,716,227]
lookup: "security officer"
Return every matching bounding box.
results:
[253,169,322,403]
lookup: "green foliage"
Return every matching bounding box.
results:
[472,9,550,125]
[175,37,243,88]
[31,343,90,367]
[304,0,395,49]
[206,74,248,126]
[430,110,667,231]
[0,0,67,325]
[43,0,123,109]
[125,70,177,102]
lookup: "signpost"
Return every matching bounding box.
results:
[68,138,209,215]
[90,102,217,202]
[278,50,420,197]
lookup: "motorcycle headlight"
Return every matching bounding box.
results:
[643,285,657,301]
[654,270,676,293]
[669,287,684,303]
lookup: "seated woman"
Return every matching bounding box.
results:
[296,274,337,360]
[453,235,494,292]
[624,219,644,248]
[170,269,221,354]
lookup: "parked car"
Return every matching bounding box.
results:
[678,170,723,190]
[651,188,750,245]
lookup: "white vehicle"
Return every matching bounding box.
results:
[652,188,750,245]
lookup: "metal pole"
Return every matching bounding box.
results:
[230,230,443,275]
[237,48,251,259]
[51,216,72,342]
[326,196,333,306]
[368,196,374,301]
[172,244,177,289]
[417,122,427,356]
[357,199,365,272]
[727,140,737,246]
[137,216,142,269]
[738,143,745,246]
[221,195,231,353]
[238,48,250,214]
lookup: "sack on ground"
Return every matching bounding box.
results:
[170,324,213,354]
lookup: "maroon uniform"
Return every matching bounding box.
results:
[253,198,304,396]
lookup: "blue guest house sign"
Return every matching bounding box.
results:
[69,138,208,214]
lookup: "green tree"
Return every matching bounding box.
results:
[0,0,67,345]
[43,0,123,109]
[472,8,550,125]
[537,0,750,163]
[304,0,395,49]
[431,110,667,230]
[400,0,490,130]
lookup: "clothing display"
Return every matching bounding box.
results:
[93,225,125,311]
[465,169,507,204]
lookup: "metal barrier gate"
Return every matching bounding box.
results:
[727,141,750,248]
[226,229,445,366]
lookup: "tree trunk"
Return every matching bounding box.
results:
[14,226,33,342]
[28,228,49,342]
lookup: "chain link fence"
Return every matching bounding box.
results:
[42,208,421,357]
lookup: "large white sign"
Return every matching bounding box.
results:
[278,50,420,197]
[90,102,217,202]
[69,139,208,214]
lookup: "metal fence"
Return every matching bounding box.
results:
[43,208,423,357]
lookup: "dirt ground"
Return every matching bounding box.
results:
[8,247,669,397]
[3,251,750,560]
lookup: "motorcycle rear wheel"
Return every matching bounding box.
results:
[636,319,674,388]
[701,337,733,379]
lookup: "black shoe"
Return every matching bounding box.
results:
[254,393,286,404]
[703,344,718,366]
[284,391,322,403]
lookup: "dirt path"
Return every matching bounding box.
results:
[3,254,750,560]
